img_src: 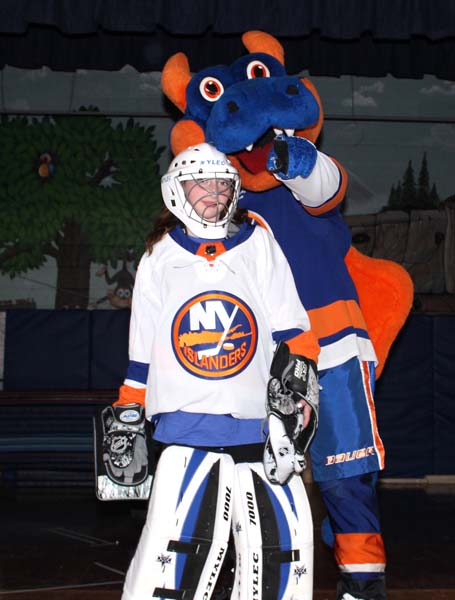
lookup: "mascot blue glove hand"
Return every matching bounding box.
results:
[266,134,318,180]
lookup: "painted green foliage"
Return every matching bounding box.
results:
[0,112,164,308]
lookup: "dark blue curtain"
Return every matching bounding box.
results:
[1,1,453,38]
[1,1,455,79]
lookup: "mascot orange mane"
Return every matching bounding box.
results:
[162,30,413,378]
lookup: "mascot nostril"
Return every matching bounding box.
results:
[286,84,299,95]
[227,101,239,113]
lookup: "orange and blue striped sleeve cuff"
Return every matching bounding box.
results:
[113,384,146,407]
[287,329,320,363]
[276,329,320,363]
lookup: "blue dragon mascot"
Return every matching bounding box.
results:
[161,30,413,600]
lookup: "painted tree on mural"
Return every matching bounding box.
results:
[388,152,441,210]
[0,112,164,308]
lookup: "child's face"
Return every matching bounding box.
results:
[182,177,234,223]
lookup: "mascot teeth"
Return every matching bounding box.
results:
[245,143,253,152]
[273,128,295,137]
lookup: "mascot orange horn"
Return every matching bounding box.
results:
[162,30,413,600]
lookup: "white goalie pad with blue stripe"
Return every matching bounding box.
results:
[121,445,313,600]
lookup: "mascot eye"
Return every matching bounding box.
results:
[246,60,270,79]
[199,77,224,102]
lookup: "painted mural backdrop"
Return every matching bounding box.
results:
[0,112,164,309]
[0,66,454,311]
[346,152,455,312]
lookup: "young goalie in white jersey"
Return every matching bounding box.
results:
[110,143,321,600]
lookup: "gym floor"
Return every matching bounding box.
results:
[1,481,455,600]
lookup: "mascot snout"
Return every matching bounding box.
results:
[205,76,321,154]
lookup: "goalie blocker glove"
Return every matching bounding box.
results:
[264,341,319,484]
[94,403,153,500]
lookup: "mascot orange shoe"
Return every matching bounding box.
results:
[162,30,413,600]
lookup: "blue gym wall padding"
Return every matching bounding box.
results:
[4,310,91,390]
[2,310,455,477]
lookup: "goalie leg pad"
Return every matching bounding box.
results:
[232,461,314,600]
[122,445,235,600]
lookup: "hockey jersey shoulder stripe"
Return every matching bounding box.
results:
[247,210,274,235]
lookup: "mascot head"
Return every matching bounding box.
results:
[162,31,324,192]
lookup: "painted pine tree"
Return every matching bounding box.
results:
[401,160,417,210]
[0,112,164,308]
[416,152,430,208]
[387,154,440,210]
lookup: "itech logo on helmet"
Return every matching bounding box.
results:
[172,291,257,379]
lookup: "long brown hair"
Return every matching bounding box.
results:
[145,205,250,253]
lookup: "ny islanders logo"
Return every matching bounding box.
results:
[172,291,258,379]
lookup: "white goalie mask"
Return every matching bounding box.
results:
[161,143,241,239]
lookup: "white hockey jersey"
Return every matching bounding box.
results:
[127,222,311,421]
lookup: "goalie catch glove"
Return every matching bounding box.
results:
[264,341,319,484]
[95,403,152,500]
